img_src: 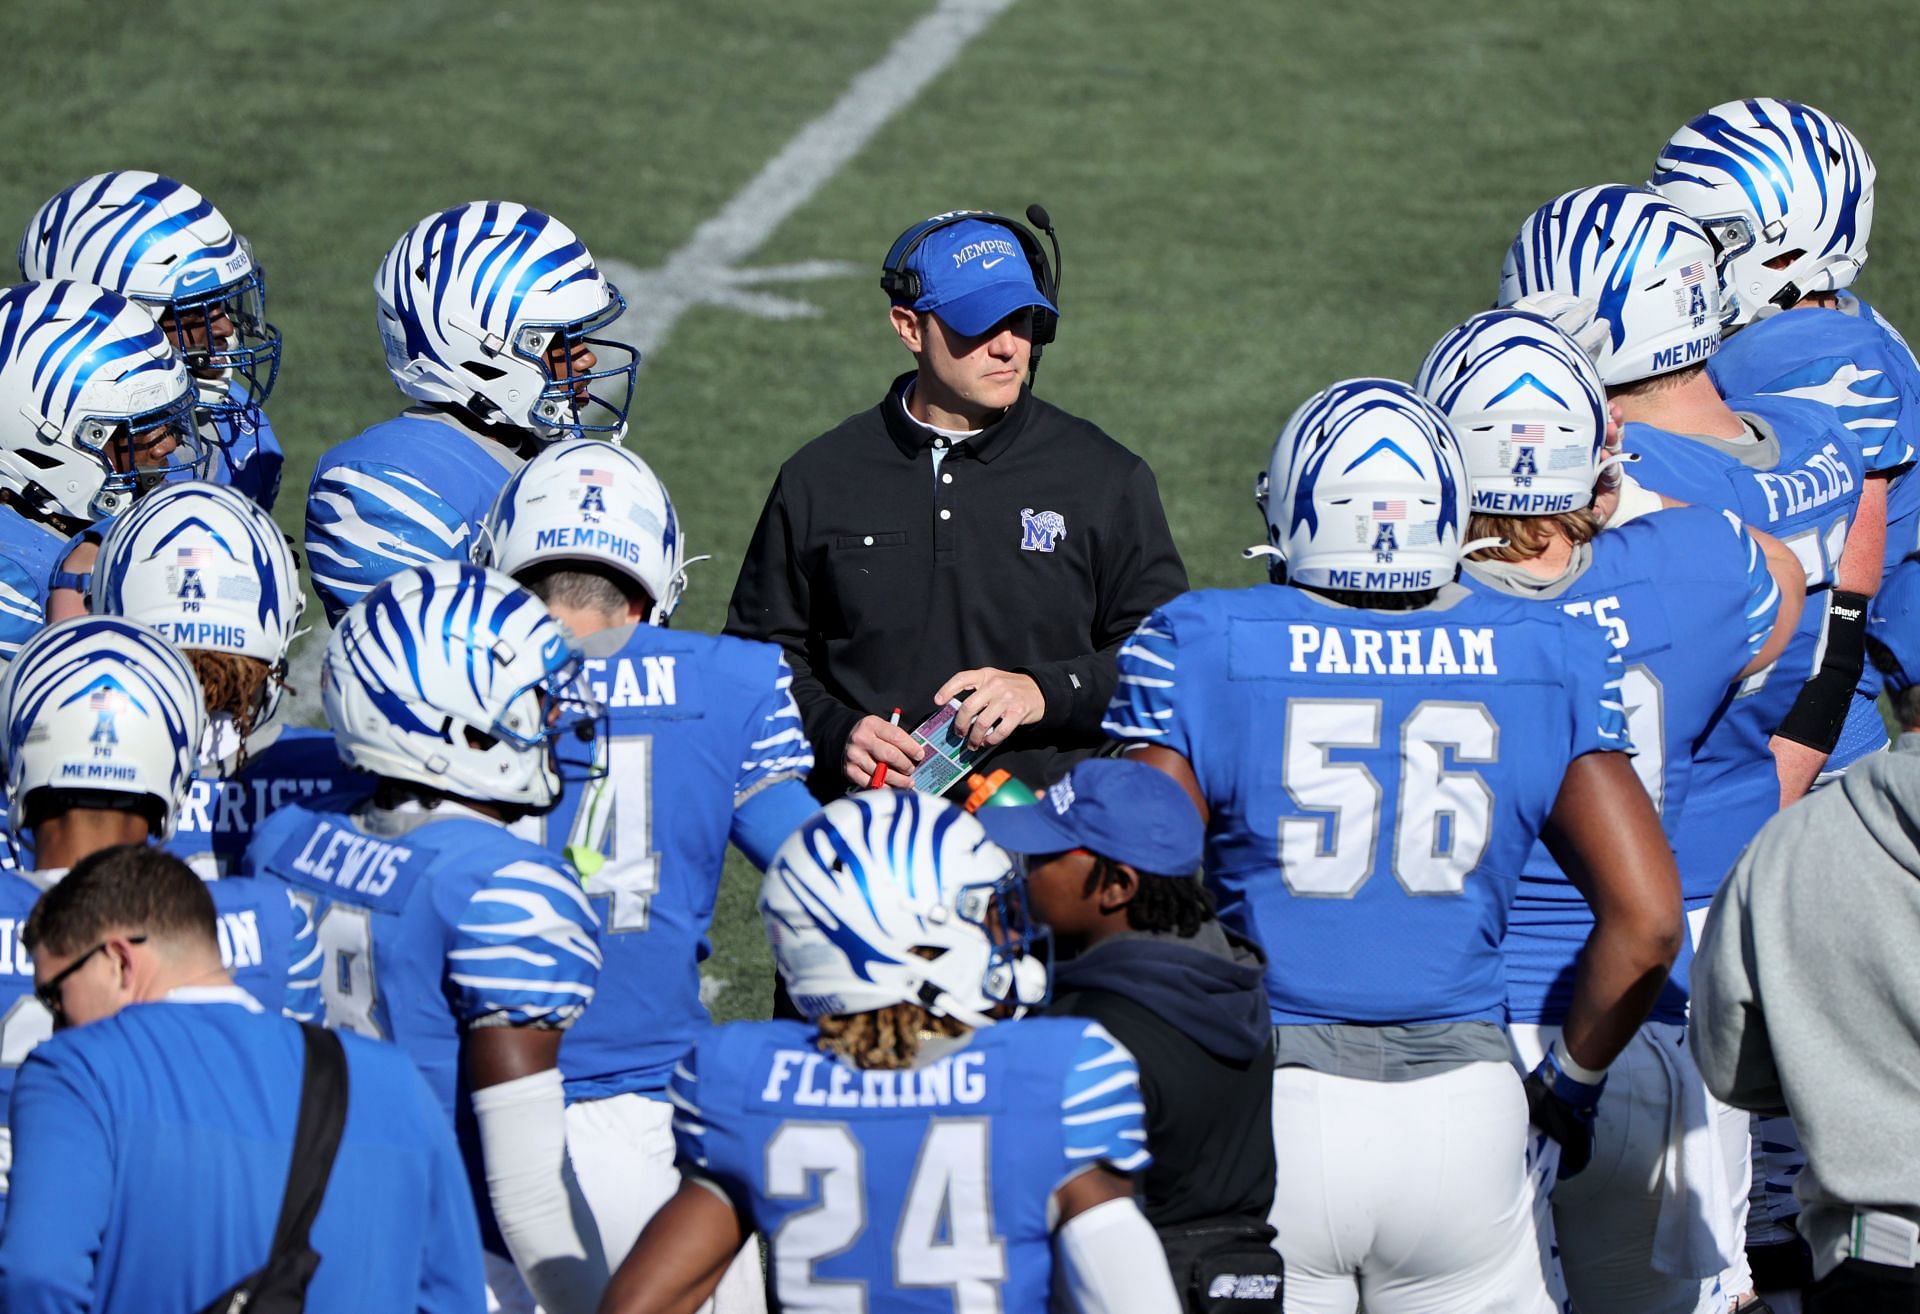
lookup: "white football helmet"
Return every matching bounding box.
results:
[475,439,687,625]
[91,481,306,726]
[18,171,281,418]
[0,616,205,841]
[324,560,598,808]
[1417,310,1611,516]
[375,202,636,442]
[1499,185,1721,386]
[1252,378,1468,593]
[0,280,206,521]
[762,790,1049,1028]
[1652,99,1875,327]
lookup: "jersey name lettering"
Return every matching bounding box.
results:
[288,821,412,897]
[178,777,338,835]
[1755,442,1858,521]
[758,1048,989,1109]
[0,918,32,975]
[1286,623,1498,676]
[215,910,263,970]
[582,655,678,708]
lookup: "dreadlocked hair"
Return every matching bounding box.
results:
[1085,854,1216,938]
[1466,506,1605,564]
[815,1002,970,1070]
[186,649,274,760]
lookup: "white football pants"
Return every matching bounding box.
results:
[1510,1023,1734,1314]
[482,1092,767,1314]
[1268,1060,1559,1313]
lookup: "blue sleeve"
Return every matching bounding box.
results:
[304,456,472,625]
[1751,352,1916,473]
[1057,1021,1152,1183]
[667,1038,752,1210]
[281,887,322,1024]
[1720,510,1783,664]
[1563,619,1633,759]
[733,653,815,807]
[409,1055,488,1313]
[0,551,47,666]
[209,408,285,512]
[1101,605,1193,756]
[731,780,818,873]
[0,1047,114,1313]
[447,857,602,1027]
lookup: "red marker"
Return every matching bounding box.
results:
[869,707,903,789]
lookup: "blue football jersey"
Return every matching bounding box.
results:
[1465,508,1778,1027]
[0,862,319,1227]
[673,1017,1150,1314]
[0,995,484,1313]
[170,726,373,878]
[1709,295,1920,768]
[200,402,284,512]
[304,410,524,624]
[1105,583,1628,1027]
[0,506,66,665]
[1622,395,1865,897]
[523,626,815,1101]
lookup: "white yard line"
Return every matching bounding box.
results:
[286,0,1017,725]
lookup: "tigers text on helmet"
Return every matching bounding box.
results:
[323,560,600,809]
[1252,378,1468,594]
[1652,98,1875,327]
[476,440,687,625]
[0,617,205,842]
[761,790,1049,1029]
[1417,310,1611,516]
[91,481,306,727]
[375,202,637,442]
[0,280,207,522]
[18,171,281,420]
[1499,185,1721,386]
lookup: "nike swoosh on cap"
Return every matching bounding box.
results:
[981,256,1006,269]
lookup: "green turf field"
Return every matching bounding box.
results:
[6,0,1917,1020]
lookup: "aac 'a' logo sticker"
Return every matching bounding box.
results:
[175,547,210,612]
[1019,508,1066,553]
[90,685,127,753]
[578,467,611,518]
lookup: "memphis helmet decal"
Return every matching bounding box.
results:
[93,480,304,659]
[1417,309,1611,516]
[0,616,206,840]
[19,171,281,410]
[1653,98,1874,325]
[1499,185,1721,386]
[1254,377,1467,592]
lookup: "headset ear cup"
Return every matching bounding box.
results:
[1030,308,1058,347]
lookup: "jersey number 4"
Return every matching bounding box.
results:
[767,1119,1007,1313]
[560,733,662,934]
[1279,698,1498,897]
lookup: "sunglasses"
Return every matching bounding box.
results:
[35,935,147,1025]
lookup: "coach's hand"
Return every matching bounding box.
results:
[937,669,1047,751]
[845,715,922,789]
[1523,1046,1606,1180]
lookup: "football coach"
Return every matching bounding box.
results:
[726,207,1187,799]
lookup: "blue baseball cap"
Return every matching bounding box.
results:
[1868,552,1920,691]
[896,218,1058,338]
[974,758,1204,876]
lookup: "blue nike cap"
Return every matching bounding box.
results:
[1869,551,1920,691]
[897,218,1058,338]
[973,758,1204,876]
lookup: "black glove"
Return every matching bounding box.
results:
[1523,1046,1606,1180]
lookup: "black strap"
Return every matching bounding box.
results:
[196,1024,350,1314]
[270,1025,350,1260]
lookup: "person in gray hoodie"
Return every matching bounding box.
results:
[975,757,1280,1314]
[1692,550,1920,1313]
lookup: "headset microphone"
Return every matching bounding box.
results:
[1023,203,1061,385]
[1025,203,1062,309]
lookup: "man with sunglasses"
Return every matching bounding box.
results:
[976,757,1281,1313]
[0,843,485,1312]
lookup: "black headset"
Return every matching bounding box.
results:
[880,205,1063,356]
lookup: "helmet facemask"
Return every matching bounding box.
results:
[518,291,639,442]
[71,391,207,517]
[152,258,282,421]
